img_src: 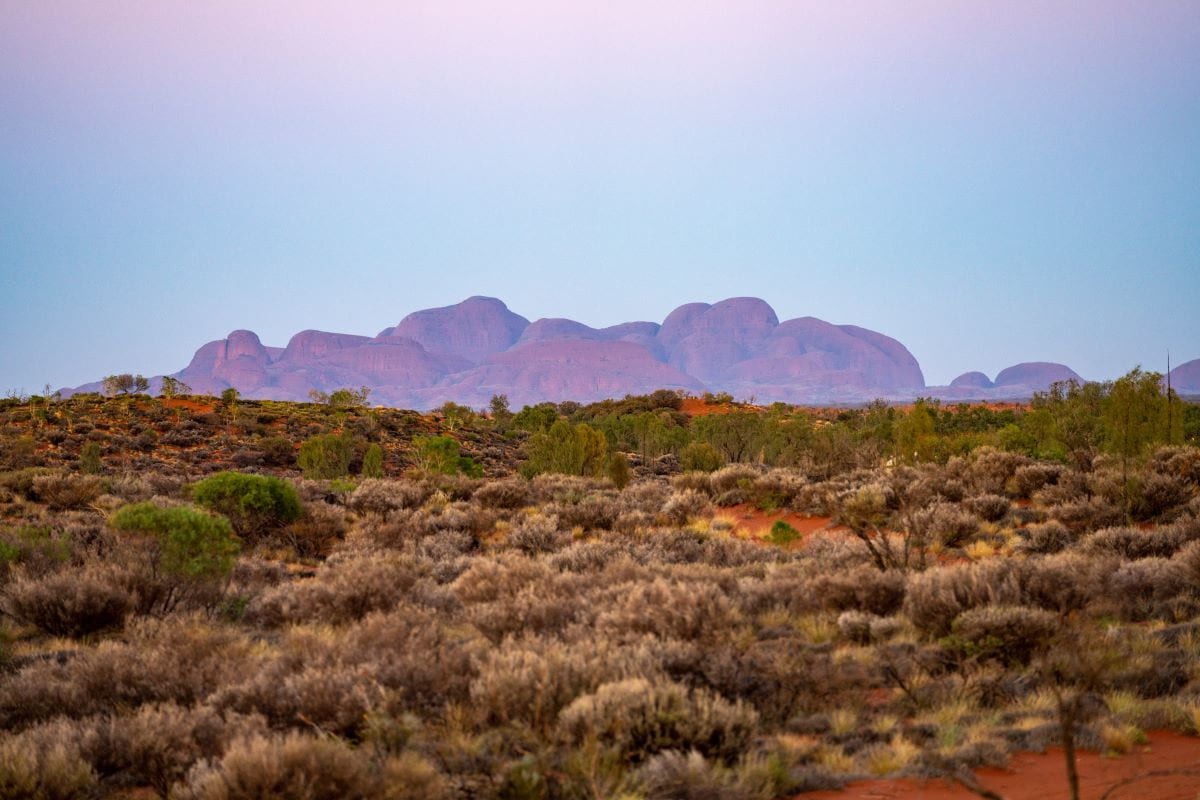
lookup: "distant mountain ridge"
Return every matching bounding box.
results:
[66,296,1164,408]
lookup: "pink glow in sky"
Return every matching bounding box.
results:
[1,1,1197,391]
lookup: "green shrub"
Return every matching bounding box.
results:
[298,433,354,479]
[0,526,72,576]
[110,503,241,579]
[191,472,302,537]
[79,441,103,475]
[414,435,483,477]
[257,436,296,467]
[520,421,607,477]
[361,443,384,478]
[607,452,631,488]
[765,520,800,547]
[680,442,725,473]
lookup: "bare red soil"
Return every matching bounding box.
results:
[680,397,751,416]
[714,504,843,540]
[800,731,1200,800]
[160,397,215,413]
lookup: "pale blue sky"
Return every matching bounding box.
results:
[2,1,1197,394]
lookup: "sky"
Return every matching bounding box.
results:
[1,0,1198,394]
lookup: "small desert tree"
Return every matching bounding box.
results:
[361,443,384,478]
[308,386,370,407]
[1103,367,1167,513]
[413,435,483,477]
[298,433,354,479]
[489,394,513,426]
[522,420,608,477]
[607,452,631,488]
[103,374,149,396]
[1034,618,1129,800]
[79,441,103,475]
[159,376,191,398]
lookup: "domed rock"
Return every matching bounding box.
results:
[722,316,924,392]
[280,330,371,363]
[387,296,529,364]
[950,371,995,389]
[993,362,1082,391]
[657,302,712,352]
[663,297,780,382]
[513,318,601,346]
[1168,358,1200,393]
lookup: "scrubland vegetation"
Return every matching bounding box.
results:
[0,370,1198,799]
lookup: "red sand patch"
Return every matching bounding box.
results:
[714,503,842,541]
[799,731,1200,800]
[161,398,215,413]
[680,397,752,416]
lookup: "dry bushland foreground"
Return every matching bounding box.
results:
[1,392,1199,799]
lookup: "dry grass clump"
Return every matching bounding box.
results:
[174,733,381,800]
[85,703,267,796]
[1106,558,1193,621]
[30,473,105,511]
[1008,463,1061,498]
[635,749,751,800]
[709,465,763,497]
[1081,524,1194,560]
[812,566,907,616]
[506,513,568,555]
[1017,520,1073,554]
[947,605,1058,665]
[347,478,431,515]
[1045,496,1124,535]
[470,634,659,731]
[247,552,430,626]
[1020,551,1113,612]
[908,502,979,548]
[904,561,1022,636]
[472,476,531,509]
[0,719,96,800]
[596,577,737,642]
[558,678,757,764]
[661,489,713,525]
[965,493,1011,522]
[2,564,133,637]
[548,495,619,531]
[277,500,347,558]
[961,448,1029,496]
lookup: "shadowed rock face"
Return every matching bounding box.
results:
[993,362,1082,392]
[950,371,995,389]
[381,296,530,364]
[68,296,1098,408]
[1169,358,1200,393]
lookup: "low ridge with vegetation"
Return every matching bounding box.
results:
[1,368,1198,799]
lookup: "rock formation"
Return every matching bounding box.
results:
[65,296,1113,408]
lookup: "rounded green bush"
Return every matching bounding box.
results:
[191,471,302,538]
[110,502,240,579]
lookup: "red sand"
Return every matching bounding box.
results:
[160,398,215,413]
[680,397,754,416]
[799,732,1200,800]
[714,503,843,541]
